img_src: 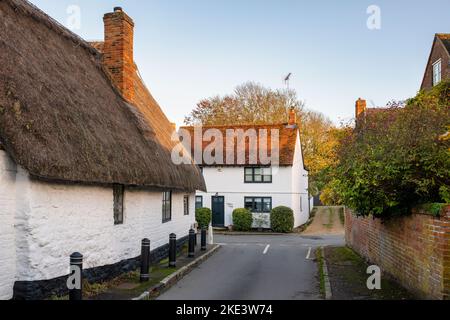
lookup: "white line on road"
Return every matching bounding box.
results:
[263,244,270,255]
[306,247,312,260]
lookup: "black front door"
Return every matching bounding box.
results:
[211,196,225,227]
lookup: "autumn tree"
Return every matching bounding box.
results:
[184,82,340,195]
[184,82,304,125]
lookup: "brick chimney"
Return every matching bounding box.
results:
[288,108,297,126]
[103,7,135,102]
[355,98,367,119]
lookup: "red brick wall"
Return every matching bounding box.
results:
[103,8,135,103]
[345,206,450,300]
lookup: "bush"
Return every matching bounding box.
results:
[270,206,294,233]
[195,207,211,228]
[232,208,253,231]
[332,81,450,217]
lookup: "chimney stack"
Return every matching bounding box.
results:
[355,98,367,119]
[288,108,297,126]
[103,7,135,102]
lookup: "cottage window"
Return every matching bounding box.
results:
[113,184,124,225]
[244,197,272,213]
[162,191,172,223]
[195,196,203,210]
[433,59,442,86]
[244,167,272,183]
[184,195,190,216]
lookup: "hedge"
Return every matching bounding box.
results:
[195,207,212,228]
[270,206,294,233]
[232,208,253,231]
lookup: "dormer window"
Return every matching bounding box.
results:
[433,59,442,86]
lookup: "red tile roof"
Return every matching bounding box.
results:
[179,123,299,166]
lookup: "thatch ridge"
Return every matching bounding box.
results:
[0,0,205,191]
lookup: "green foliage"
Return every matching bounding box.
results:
[195,207,212,228]
[270,206,294,233]
[421,203,446,217]
[232,208,253,231]
[332,81,450,218]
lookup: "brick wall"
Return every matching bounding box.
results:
[345,206,450,300]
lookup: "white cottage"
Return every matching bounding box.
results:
[0,0,205,300]
[181,110,310,229]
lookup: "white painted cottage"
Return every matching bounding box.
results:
[0,0,205,300]
[181,111,310,229]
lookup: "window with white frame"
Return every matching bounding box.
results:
[433,59,442,86]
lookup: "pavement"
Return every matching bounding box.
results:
[158,233,344,300]
[303,206,345,236]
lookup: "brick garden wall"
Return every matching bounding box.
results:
[345,206,450,300]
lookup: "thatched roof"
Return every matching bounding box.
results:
[0,0,205,191]
[180,124,299,167]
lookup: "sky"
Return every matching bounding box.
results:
[28,0,450,126]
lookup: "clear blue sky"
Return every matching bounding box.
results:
[29,0,450,126]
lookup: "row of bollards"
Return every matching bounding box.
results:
[68,227,208,300]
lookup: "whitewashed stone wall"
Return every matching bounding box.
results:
[0,150,196,298]
[0,151,17,300]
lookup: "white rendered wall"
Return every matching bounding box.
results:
[17,182,195,282]
[1,148,196,294]
[198,166,296,228]
[197,130,310,228]
[290,133,310,227]
[0,151,17,300]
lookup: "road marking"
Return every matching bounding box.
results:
[306,247,312,260]
[263,244,270,255]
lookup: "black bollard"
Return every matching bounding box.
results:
[188,229,195,258]
[201,227,207,251]
[140,238,150,282]
[169,233,177,268]
[69,252,83,301]
[194,227,197,247]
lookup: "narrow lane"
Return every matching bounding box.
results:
[158,234,344,300]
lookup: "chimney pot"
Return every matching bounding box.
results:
[114,7,123,12]
[355,98,367,119]
[288,108,297,126]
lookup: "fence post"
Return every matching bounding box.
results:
[140,238,150,282]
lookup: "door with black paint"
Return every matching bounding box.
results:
[211,196,225,227]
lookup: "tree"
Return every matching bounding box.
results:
[184,82,339,195]
[184,82,304,125]
[332,81,450,217]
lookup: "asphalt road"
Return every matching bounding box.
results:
[158,234,344,300]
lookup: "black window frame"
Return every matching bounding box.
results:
[113,184,124,225]
[162,191,172,223]
[244,197,272,213]
[244,167,272,183]
[184,195,190,216]
[195,196,203,210]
